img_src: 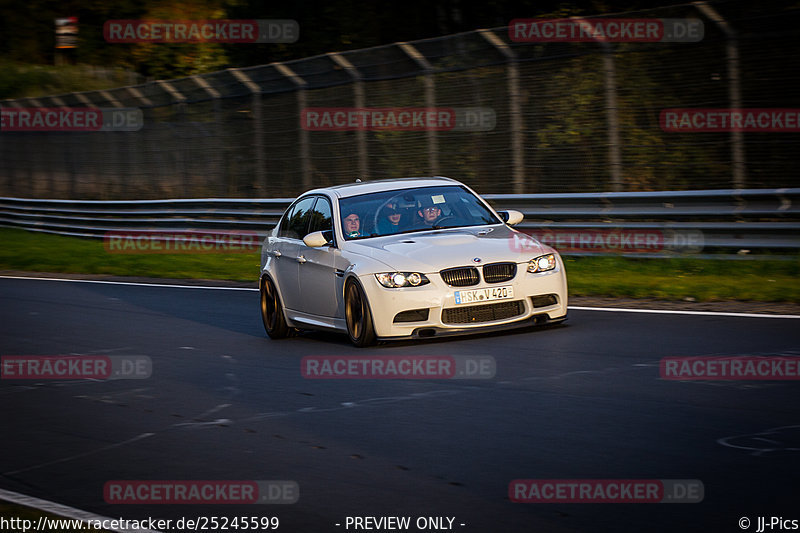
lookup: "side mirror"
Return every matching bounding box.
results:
[498,209,524,226]
[303,230,331,247]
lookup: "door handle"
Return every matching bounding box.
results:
[296,255,307,264]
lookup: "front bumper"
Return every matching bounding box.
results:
[404,311,567,340]
[359,258,568,339]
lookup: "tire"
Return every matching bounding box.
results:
[344,279,377,347]
[261,276,290,339]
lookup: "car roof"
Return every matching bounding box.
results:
[304,176,462,199]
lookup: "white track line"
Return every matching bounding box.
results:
[2,275,799,319]
[0,275,257,291]
[0,488,161,533]
[568,306,800,319]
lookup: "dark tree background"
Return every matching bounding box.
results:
[2,0,776,74]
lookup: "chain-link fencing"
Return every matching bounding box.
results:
[1,3,798,199]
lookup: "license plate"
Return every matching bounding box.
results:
[454,286,514,305]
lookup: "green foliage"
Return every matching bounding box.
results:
[127,1,230,78]
[0,62,137,99]
[2,228,798,302]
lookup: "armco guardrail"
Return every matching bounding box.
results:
[1,188,798,258]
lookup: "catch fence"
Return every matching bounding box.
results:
[1,3,798,199]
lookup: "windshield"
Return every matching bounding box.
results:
[338,185,501,240]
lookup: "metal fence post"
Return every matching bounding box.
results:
[694,1,746,189]
[0,100,20,197]
[398,42,438,176]
[156,81,188,196]
[328,53,368,179]
[44,96,70,197]
[228,69,266,195]
[569,16,624,193]
[97,90,125,198]
[21,98,44,197]
[272,62,311,192]
[479,29,526,193]
[73,92,98,198]
[603,44,623,192]
[125,87,154,198]
[190,75,224,195]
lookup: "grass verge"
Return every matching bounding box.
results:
[1,227,798,302]
[564,255,799,302]
[0,228,259,281]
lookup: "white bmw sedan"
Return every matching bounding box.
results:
[259,177,568,346]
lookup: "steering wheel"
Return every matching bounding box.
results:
[432,214,456,227]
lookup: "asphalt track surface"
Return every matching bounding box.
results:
[1,276,799,533]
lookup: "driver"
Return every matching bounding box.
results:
[415,197,445,228]
[342,210,361,238]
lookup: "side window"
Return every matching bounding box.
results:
[307,196,333,235]
[278,196,316,240]
[277,204,297,238]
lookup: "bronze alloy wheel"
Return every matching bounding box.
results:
[261,276,289,338]
[344,280,376,347]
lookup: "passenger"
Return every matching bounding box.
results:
[342,211,361,238]
[376,203,404,235]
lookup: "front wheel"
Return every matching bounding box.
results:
[261,276,289,339]
[344,279,376,347]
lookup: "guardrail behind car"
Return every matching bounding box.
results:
[1,188,798,259]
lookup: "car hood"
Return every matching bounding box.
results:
[343,225,550,273]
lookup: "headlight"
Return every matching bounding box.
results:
[527,253,556,273]
[375,272,430,288]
